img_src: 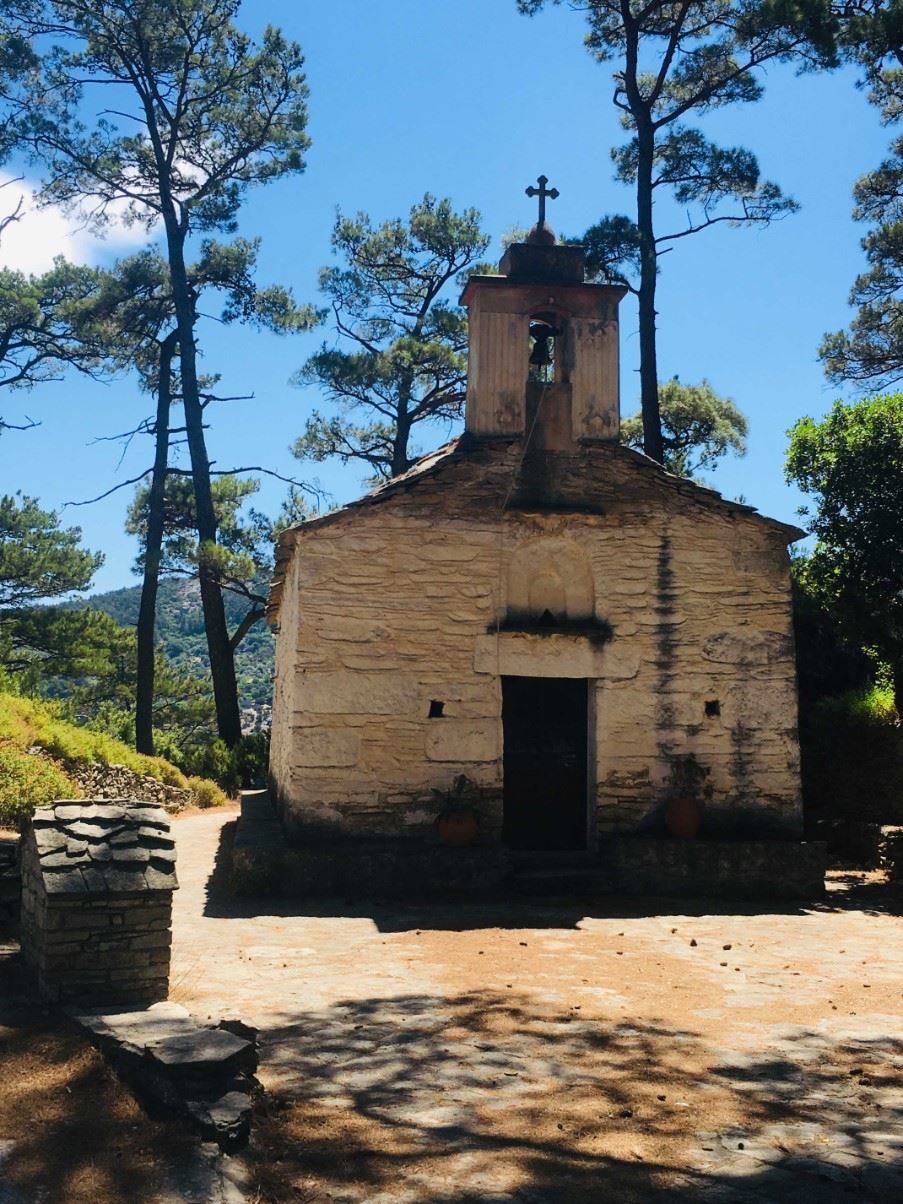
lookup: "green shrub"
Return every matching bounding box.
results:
[0,744,81,827]
[811,683,898,728]
[802,677,903,824]
[187,775,230,809]
[234,732,270,790]
[177,732,269,794]
[177,736,235,790]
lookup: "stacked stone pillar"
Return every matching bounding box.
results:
[19,800,178,1004]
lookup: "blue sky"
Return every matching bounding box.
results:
[0,0,888,592]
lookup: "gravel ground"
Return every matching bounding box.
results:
[168,809,903,1202]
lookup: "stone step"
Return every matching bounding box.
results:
[69,1001,261,1152]
[510,849,599,869]
[511,865,614,896]
[239,790,274,823]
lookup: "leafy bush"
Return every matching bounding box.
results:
[0,744,81,827]
[186,775,230,809]
[801,676,903,825]
[178,732,269,794]
[234,732,270,790]
[811,683,898,728]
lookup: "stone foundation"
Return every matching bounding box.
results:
[0,835,18,916]
[231,795,824,900]
[602,838,827,899]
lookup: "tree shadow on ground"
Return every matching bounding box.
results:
[244,989,903,1203]
[203,820,902,931]
[0,931,195,1204]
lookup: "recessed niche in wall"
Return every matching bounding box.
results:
[505,537,595,627]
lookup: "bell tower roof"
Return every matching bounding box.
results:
[498,174,586,285]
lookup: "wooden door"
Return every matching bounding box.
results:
[502,676,588,850]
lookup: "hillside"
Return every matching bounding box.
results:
[72,579,275,728]
[0,691,228,826]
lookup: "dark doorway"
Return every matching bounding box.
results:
[502,676,589,851]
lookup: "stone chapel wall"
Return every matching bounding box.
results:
[270,547,302,807]
[270,462,801,844]
[271,511,506,841]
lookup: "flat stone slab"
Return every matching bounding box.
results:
[71,1000,197,1047]
[184,1093,255,1151]
[154,1141,251,1204]
[69,1001,259,1151]
[148,1028,256,1076]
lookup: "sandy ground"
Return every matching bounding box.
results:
[165,809,903,1203]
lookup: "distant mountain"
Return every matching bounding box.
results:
[74,578,275,721]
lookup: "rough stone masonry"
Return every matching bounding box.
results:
[19,800,177,1004]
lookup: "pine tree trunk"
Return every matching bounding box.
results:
[163,219,242,747]
[392,380,413,477]
[635,121,663,464]
[392,414,411,476]
[135,330,178,755]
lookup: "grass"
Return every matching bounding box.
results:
[0,693,190,785]
[0,691,229,825]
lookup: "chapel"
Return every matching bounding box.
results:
[265,181,822,896]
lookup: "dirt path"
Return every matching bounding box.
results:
[171,808,903,1202]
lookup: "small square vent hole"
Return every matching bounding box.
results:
[428,700,445,719]
[704,699,721,718]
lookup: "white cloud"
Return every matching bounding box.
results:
[0,173,151,275]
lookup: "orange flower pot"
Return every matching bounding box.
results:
[664,795,702,840]
[437,808,479,848]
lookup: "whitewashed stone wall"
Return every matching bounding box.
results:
[269,443,802,843]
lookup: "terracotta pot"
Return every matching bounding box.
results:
[437,808,479,848]
[664,794,702,840]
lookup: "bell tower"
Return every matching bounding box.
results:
[459,177,626,449]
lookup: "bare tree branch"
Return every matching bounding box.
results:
[64,469,152,506]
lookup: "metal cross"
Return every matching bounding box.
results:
[525,175,559,225]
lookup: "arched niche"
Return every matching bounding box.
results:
[505,538,595,627]
[527,305,571,385]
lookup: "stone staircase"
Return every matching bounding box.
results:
[509,849,612,895]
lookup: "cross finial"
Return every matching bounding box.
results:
[525,174,559,226]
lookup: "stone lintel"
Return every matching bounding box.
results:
[473,632,640,680]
